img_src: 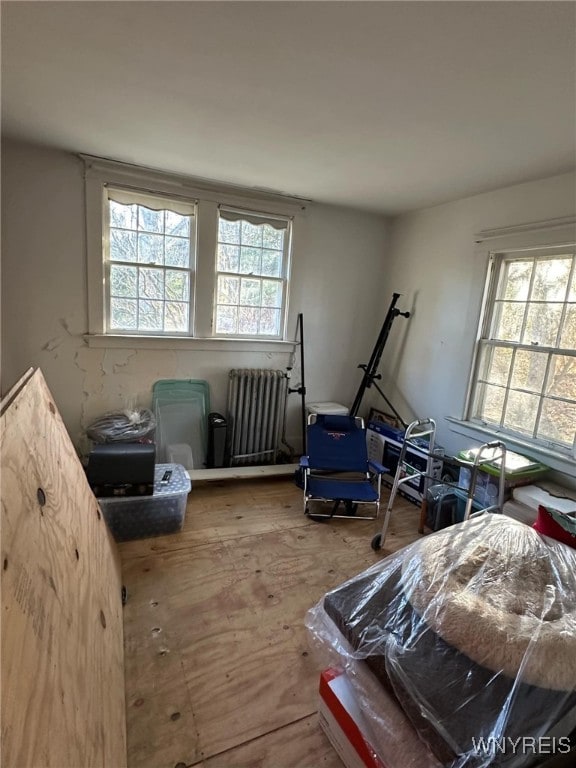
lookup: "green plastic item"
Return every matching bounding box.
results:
[152,379,210,416]
[152,380,211,467]
[456,447,549,479]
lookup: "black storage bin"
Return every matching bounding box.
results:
[426,484,460,531]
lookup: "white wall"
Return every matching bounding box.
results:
[376,171,576,481]
[1,139,390,454]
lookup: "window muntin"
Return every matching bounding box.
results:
[105,188,196,335]
[470,247,576,452]
[214,208,291,338]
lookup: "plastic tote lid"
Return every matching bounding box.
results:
[307,402,349,415]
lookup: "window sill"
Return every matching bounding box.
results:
[83,334,297,353]
[446,417,576,476]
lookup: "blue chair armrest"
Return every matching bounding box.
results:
[368,460,388,475]
[300,456,309,468]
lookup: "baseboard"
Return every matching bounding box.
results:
[190,463,299,483]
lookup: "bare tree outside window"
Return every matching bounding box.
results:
[470,248,576,452]
[106,191,194,334]
[214,209,290,338]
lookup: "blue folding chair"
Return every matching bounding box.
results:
[300,414,387,521]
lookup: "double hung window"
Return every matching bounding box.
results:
[468,243,576,454]
[84,157,295,342]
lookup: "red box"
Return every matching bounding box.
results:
[318,668,386,768]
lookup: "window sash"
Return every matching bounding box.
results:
[103,189,197,336]
[213,209,292,339]
[469,245,576,453]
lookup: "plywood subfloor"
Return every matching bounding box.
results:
[121,478,422,768]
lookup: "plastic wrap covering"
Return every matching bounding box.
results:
[86,409,156,443]
[306,514,576,768]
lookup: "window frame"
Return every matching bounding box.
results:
[83,155,303,344]
[464,219,576,461]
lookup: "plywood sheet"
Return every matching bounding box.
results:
[1,369,126,767]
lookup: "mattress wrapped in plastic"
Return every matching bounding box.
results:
[306,514,576,767]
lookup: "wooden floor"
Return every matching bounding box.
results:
[120,478,422,768]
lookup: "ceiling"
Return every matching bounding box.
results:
[2,1,575,214]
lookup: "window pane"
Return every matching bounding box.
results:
[238,306,259,334]
[474,383,505,425]
[216,305,238,334]
[110,230,137,262]
[481,345,512,387]
[110,298,137,330]
[165,237,189,268]
[502,260,532,301]
[261,279,282,308]
[138,233,164,264]
[138,207,163,233]
[241,221,262,247]
[165,270,189,301]
[523,303,562,346]
[138,299,163,331]
[165,211,190,237]
[164,301,188,332]
[217,244,240,272]
[110,265,137,298]
[217,275,239,305]
[546,354,576,400]
[239,247,260,275]
[218,218,240,243]
[510,349,548,393]
[560,306,576,348]
[262,225,284,250]
[492,302,524,341]
[139,267,164,299]
[503,390,539,436]
[531,258,572,301]
[240,278,261,306]
[538,398,576,447]
[260,307,281,335]
[261,249,282,277]
[110,201,138,230]
[569,268,576,301]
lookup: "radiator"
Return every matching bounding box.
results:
[227,369,287,466]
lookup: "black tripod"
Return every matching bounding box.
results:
[349,293,410,424]
[287,313,307,454]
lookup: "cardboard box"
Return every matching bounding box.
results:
[366,425,443,505]
[318,668,385,768]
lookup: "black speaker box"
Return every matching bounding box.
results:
[87,443,156,497]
